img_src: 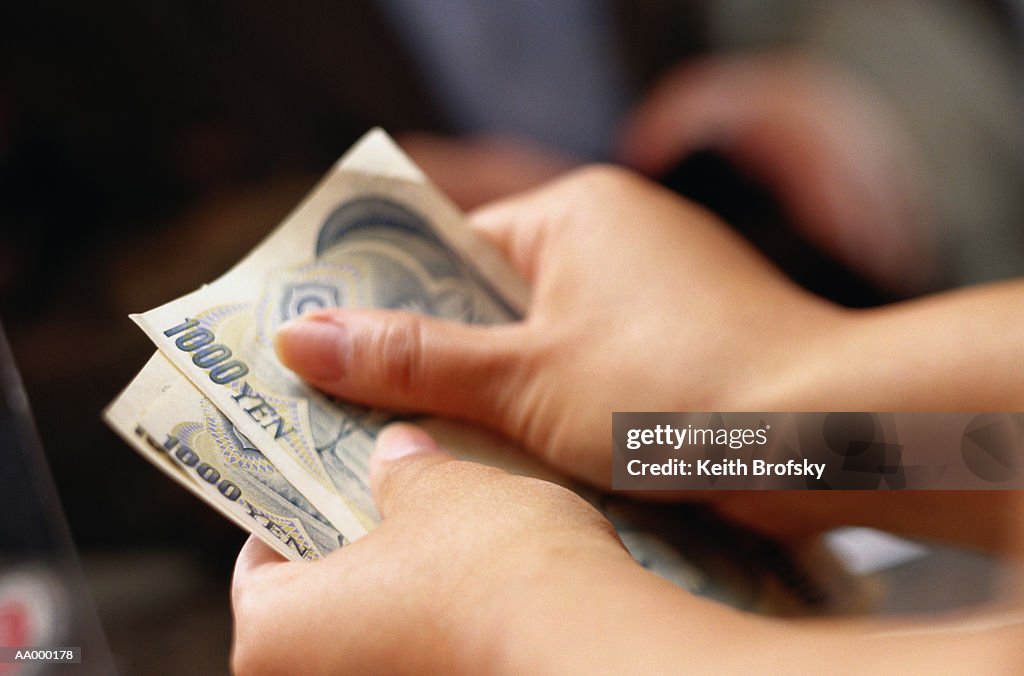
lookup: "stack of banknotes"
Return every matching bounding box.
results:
[105,130,862,614]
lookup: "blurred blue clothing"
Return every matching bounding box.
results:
[378,0,629,159]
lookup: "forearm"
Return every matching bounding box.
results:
[492,555,1023,674]
[489,554,777,674]
[797,280,1024,411]
[731,281,1024,549]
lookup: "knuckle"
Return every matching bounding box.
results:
[496,333,552,449]
[230,577,290,675]
[422,458,499,493]
[510,475,572,503]
[229,575,248,614]
[231,644,279,676]
[230,644,256,676]
[374,317,425,396]
[563,164,642,194]
[230,585,257,641]
[229,563,297,675]
[473,326,527,418]
[498,475,616,537]
[230,571,260,631]
[230,604,264,675]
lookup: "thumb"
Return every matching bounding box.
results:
[369,422,456,518]
[274,309,529,430]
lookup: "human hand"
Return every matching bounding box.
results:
[274,166,844,490]
[230,422,674,675]
[618,52,937,293]
[230,423,1024,673]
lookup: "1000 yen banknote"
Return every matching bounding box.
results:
[131,129,528,543]
[106,354,346,561]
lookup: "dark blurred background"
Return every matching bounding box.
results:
[1,1,1022,673]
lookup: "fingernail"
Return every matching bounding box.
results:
[274,316,348,382]
[374,423,439,463]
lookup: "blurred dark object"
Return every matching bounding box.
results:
[660,150,889,308]
[0,323,113,675]
[0,1,442,322]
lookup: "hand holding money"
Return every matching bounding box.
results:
[105,129,861,614]
[230,422,766,676]
[273,165,845,492]
[106,129,536,559]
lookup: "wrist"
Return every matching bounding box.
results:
[725,293,858,411]
[787,281,1024,411]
